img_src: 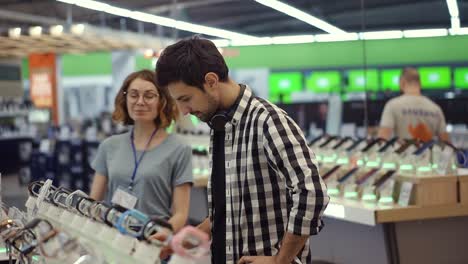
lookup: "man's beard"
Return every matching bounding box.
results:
[196,93,218,122]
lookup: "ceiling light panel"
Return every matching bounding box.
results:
[56,0,255,40]
[359,30,403,40]
[403,29,448,38]
[446,0,459,17]
[254,0,345,34]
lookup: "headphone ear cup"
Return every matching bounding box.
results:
[210,112,228,131]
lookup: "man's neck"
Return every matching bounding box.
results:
[403,85,421,96]
[218,79,241,111]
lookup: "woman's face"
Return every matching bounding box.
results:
[126,78,160,124]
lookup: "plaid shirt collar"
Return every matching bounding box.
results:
[229,84,251,126]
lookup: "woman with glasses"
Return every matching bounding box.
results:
[89,70,193,237]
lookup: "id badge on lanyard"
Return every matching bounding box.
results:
[112,186,138,209]
[112,127,158,209]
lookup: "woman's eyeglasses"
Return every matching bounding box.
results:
[124,90,159,104]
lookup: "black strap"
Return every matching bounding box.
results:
[211,130,226,264]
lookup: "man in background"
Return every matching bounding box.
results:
[378,67,449,142]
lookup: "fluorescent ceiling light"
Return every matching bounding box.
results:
[230,37,273,46]
[174,21,255,41]
[56,0,255,40]
[446,0,459,17]
[271,35,315,44]
[50,25,64,36]
[315,33,359,42]
[446,0,460,30]
[254,0,345,34]
[130,11,175,28]
[29,26,42,37]
[71,24,85,35]
[403,29,448,38]
[451,17,461,30]
[64,0,133,16]
[8,27,21,38]
[211,39,231,47]
[449,27,468,35]
[359,30,403,40]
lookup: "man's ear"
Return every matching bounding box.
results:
[204,72,219,91]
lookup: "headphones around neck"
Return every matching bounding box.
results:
[208,84,245,131]
[208,111,228,131]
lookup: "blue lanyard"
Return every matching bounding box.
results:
[129,127,158,190]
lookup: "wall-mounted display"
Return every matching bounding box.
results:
[418,67,451,90]
[306,71,342,93]
[346,69,379,92]
[268,72,303,103]
[380,69,402,92]
[454,67,468,89]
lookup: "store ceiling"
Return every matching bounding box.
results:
[0,0,467,57]
[0,0,467,38]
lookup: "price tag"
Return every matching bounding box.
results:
[436,148,453,175]
[33,179,52,216]
[398,181,413,207]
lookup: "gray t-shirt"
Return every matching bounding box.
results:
[91,132,193,219]
[380,94,446,140]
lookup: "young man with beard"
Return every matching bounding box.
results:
[156,37,329,264]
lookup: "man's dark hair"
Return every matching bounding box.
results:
[155,36,229,90]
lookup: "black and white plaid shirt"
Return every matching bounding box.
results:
[208,86,329,264]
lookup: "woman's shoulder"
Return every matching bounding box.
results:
[99,131,130,149]
[165,134,192,152]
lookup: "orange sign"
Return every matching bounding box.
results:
[29,53,58,124]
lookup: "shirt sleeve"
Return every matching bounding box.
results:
[172,144,193,186]
[380,101,395,129]
[91,140,109,177]
[263,111,329,236]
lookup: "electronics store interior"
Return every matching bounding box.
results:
[0,0,468,264]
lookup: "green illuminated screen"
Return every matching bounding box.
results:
[418,67,451,89]
[306,71,342,93]
[346,69,379,92]
[269,72,303,103]
[380,69,402,92]
[454,67,468,89]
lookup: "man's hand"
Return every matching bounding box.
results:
[238,255,283,264]
[149,232,172,260]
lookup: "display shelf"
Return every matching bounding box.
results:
[458,174,468,204]
[324,197,468,226]
[0,135,32,141]
[376,203,468,223]
[0,251,10,262]
[324,197,396,226]
[396,174,458,207]
[179,134,210,149]
[0,110,29,118]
